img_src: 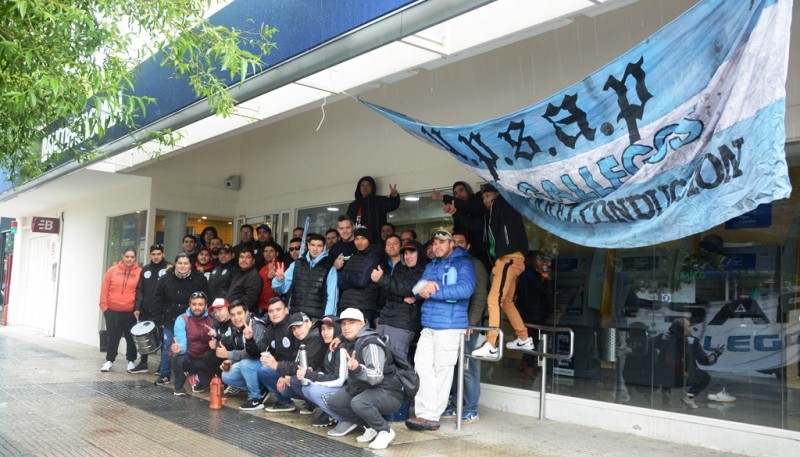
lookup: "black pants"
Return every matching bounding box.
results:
[328,387,403,433]
[172,352,213,390]
[104,309,137,363]
[203,350,225,380]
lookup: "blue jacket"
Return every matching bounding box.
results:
[419,246,476,330]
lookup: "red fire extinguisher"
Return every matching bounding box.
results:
[209,375,223,410]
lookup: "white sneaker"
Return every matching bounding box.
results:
[707,387,736,403]
[506,337,534,351]
[368,428,396,450]
[682,393,698,409]
[471,343,498,359]
[126,361,136,372]
[356,427,378,443]
[100,361,113,372]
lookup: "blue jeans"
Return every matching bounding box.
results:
[157,327,174,377]
[302,383,345,420]
[221,358,262,400]
[257,365,292,404]
[450,331,481,415]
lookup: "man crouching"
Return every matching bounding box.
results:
[326,308,403,450]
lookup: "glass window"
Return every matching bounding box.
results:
[105,211,147,268]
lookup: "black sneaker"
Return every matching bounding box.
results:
[128,361,148,374]
[239,398,266,411]
[154,376,170,386]
[191,383,206,393]
[312,412,336,427]
[174,388,187,397]
[265,401,297,413]
[299,401,317,415]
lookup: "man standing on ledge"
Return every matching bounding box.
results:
[472,183,532,359]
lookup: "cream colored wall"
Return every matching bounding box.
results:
[13,179,152,347]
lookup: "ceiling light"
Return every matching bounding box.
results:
[327,207,339,211]
[404,196,420,201]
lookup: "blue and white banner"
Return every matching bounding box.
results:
[364,0,793,248]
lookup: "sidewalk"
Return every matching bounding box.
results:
[0,325,738,456]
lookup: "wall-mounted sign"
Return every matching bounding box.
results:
[32,217,60,234]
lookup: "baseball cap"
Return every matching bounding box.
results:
[431,230,452,241]
[209,298,230,309]
[256,224,271,233]
[336,308,365,323]
[401,241,418,252]
[149,243,164,253]
[219,244,233,253]
[316,315,337,328]
[288,312,311,327]
[480,183,499,193]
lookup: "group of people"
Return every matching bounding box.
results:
[96,176,728,451]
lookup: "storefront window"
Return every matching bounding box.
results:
[296,189,453,241]
[481,172,800,432]
[105,211,147,268]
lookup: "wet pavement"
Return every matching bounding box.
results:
[0,326,740,456]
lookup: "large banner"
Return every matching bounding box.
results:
[364,0,793,248]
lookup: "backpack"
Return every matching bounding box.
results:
[355,334,420,400]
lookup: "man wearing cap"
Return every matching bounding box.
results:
[338,227,382,324]
[170,291,215,396]
[208,244,236,303]
[471,183,533,359]
[371,239,427,356]
[263,311,326,413]
[254,224,281,271]
[326,308,403,450]
[273,233,338,319]
[131,243,171,374]
[202,297,233,381]
[298,315,348,427]
[218,300,270,409]
[405,229,475,432]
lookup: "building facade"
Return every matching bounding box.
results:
[1,0,799,454]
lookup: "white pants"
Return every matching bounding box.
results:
[413,328,463,421]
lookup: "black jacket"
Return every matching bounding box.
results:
[153,270,208,329]
[207,260,236,303]
[485,194,529,259]
[263,314,295,362]
[377,249,426,332]
[339,244,382,313]
[227,267,263,314]
[134,260,170,315]
[346,176,400,243]
[276,330,326,376]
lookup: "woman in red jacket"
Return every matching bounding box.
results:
[99,248,142,373]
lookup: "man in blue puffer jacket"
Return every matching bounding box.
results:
[405,230,475,432]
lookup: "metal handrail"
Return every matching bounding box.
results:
[523,323,575,419]
[456,325,503,430]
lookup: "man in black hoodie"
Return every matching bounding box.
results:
[264,312,326,414]
[131,243,171,373]
[227,250,263,315]
[371,240,426,357]
[256,298,297,410]
[471,183,532,360]
[432,181,491,272]
[338,227,382,324]
[297,315,348,428]
[346,176,400,244]
[325,308,403,450]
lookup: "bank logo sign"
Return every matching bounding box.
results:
[365,0,792,248]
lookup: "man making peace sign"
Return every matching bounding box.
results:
[219,300,269,410]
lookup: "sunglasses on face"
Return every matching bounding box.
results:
[288,246,301,252]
